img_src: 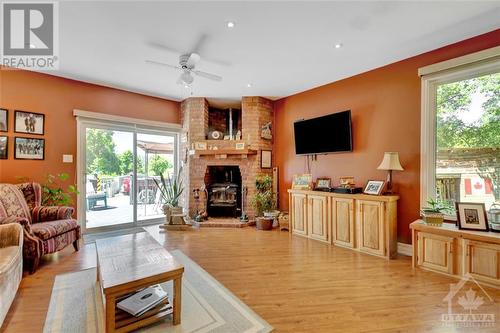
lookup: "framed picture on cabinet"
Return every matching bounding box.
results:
[456,202,489,231]
[0,109,7,132]
[14,137,45,160]
[363,180,385,195]
[315,177,331,189]
[0,136,7,159]
[194,142,207,150]
[14,111,45,135]
[292,174,313,190]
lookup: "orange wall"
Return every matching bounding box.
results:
[274,29,500,244]
[0,69,180,188]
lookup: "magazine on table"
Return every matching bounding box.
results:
[117,284,169,317]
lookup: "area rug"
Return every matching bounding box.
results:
[43,250,273,333]
[83,227,146,244]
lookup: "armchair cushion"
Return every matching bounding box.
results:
[0,184,32,222]
[32,206,74,223]
[30,219,79,241]
[15,182,42,210]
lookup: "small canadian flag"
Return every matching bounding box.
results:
[464,177,493,195]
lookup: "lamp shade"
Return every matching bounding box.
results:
[377,152,404,171]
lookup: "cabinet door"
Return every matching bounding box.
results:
[307,194,329,242]
[417,232,454,274]
[464,240,500,286]
[291,193,307,236]
[357,200,385,256]
[331,198,355,248]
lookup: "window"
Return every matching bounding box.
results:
[420,49,500,218]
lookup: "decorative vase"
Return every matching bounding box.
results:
[256,217,273,230]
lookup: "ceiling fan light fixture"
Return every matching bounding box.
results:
[181,71,194,84]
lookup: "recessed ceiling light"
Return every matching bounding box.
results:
[246,83,252,88]
[334,43,343,49]
[226,21,235,28]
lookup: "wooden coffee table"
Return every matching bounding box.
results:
[95,232,184,333]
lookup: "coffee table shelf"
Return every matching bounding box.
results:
[96,232,184,333]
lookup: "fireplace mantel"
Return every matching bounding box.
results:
[193,149,257,158]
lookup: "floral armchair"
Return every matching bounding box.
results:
[0,183,81,273]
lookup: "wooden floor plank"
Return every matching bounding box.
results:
[2,226,500,332]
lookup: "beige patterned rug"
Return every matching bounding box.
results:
[43,250,272,333]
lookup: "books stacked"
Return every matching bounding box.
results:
[117,284,172,317]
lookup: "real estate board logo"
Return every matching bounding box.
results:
[441,273,496,328]
[1,1,59,69]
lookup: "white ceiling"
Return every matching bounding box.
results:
[46,1,500,103]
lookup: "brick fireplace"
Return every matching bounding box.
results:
[180,97,273,219]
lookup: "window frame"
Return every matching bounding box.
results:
[420,52,500,220]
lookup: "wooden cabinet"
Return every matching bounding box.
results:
[307,194,329,243]
[288,189,399,259]
[411,221,500,288]
[357,200,385,257]
[290,192,307,236]
[331,198,355,248]
[417,232,454,274]
[463,240,500,286]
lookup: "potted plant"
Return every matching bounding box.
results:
[154,167,184,224]
[421,198,452,226]
[251,175,277,230]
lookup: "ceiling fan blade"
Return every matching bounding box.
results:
[191,34,208,54]
[186,53,201,68]
[148,42,182,54]
[145,60,180,70]
[193,70,222,82]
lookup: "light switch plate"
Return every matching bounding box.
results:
[63,154,73,163]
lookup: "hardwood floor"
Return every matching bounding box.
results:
[2,226,500,332]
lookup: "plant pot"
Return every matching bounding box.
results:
[421,210,444,226]
[264,210,280,227]
[163,205,184,224]
[256,217,273,230]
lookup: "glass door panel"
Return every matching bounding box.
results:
[136,132,176,222]
[85,127,134,229]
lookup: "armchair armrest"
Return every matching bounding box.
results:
[32,206,74,223]
[0,223,23,248]
[0,216,32,234]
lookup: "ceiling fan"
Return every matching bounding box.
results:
[146,53,223,86]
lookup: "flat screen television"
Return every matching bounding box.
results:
[294,110,352,155]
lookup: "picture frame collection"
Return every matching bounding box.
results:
[0,108,45,160]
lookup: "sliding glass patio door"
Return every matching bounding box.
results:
[78,120,178,233]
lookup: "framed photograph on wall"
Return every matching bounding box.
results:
[15,111,45,135]
[363,180,385,195]
[235,142,245,150]
[0,109,7,132]
[0,136,8,159]
[261,150,272,169]
[14,137,45,160]
[456,202,489,231]
[292,174,313,190]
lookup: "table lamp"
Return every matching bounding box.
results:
[377,152,403,194]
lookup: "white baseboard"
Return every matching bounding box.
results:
[397,242,413,257]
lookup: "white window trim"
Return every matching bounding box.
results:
[420,48,500,220]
